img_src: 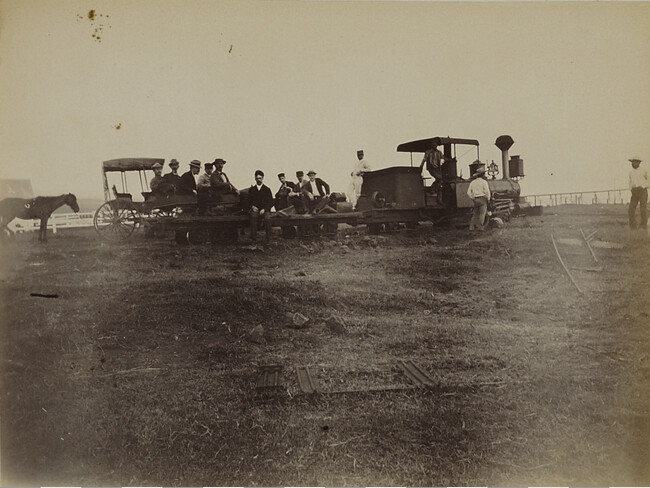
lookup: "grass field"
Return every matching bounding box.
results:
[1,205,649,486]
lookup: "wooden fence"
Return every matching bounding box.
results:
[8,212,95,233]
[524,189,630,207]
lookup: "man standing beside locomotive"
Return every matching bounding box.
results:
[628,157,648,230]
[467,165,491,232]
[348,150,372,210]
[249,170,274,243]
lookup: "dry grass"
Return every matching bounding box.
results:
[1,205,649,486]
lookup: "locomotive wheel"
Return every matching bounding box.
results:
[94,201,141,241]
[174,230,190,245]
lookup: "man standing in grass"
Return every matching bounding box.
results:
[628,157,648,230]
[467,165,491,232]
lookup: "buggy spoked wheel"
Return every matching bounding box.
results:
[209,224,239,245]
[94,201,141,241]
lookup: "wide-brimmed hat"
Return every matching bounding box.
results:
[213,158,226,165]
[629,157,642,163]
[152,162,163,170]
[169,159,180,167]
[189,160,201,169]
[473,167,487,176]
[307,170,317,175]
[277,173,285,178]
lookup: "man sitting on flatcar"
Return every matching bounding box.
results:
[149,162,164,193]
[177,160,201,196]
[210,158,239,201]
[302,169,330,214]
[197,163,214,194]
[158,159,182,196]
[248,170,274,243]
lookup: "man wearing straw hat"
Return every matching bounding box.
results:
[628,157,648,229]
[467,163,491,232]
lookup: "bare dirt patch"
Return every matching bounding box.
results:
[1,205,648,486]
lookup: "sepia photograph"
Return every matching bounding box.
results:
[0,0,649,486]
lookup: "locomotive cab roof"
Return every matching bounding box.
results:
[396,137,479,153]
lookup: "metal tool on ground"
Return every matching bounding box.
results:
[294,360,435,395]
[580,228,599,264]
[551,233,583,294]
[256,365,283,391]
[396,359,436,387]
[552,228,609,293]
[296,366,319,394]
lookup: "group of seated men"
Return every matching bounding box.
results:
[148,158,335,243]
[149,158,238,200]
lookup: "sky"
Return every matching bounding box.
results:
[1,0,649,200]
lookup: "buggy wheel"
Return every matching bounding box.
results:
[367,223,382,235]
[188,228,210,245]
[94,201,141,241]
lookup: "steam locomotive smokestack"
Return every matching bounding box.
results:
[495,135,514,180]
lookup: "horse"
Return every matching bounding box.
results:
[0,193,80,243]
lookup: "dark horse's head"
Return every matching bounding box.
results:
[66,193,80,213]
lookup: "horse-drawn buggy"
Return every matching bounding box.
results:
[94,158,188,241]
[93,135,536,244]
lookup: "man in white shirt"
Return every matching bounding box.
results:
[197,163,214,192]
[467,165,491,232]
[628,157,648,229]
[347,150,372,209]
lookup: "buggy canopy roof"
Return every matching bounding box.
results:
[396,137,479,153]
[102,158,165,172]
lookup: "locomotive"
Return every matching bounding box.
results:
[356,134,533,232]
